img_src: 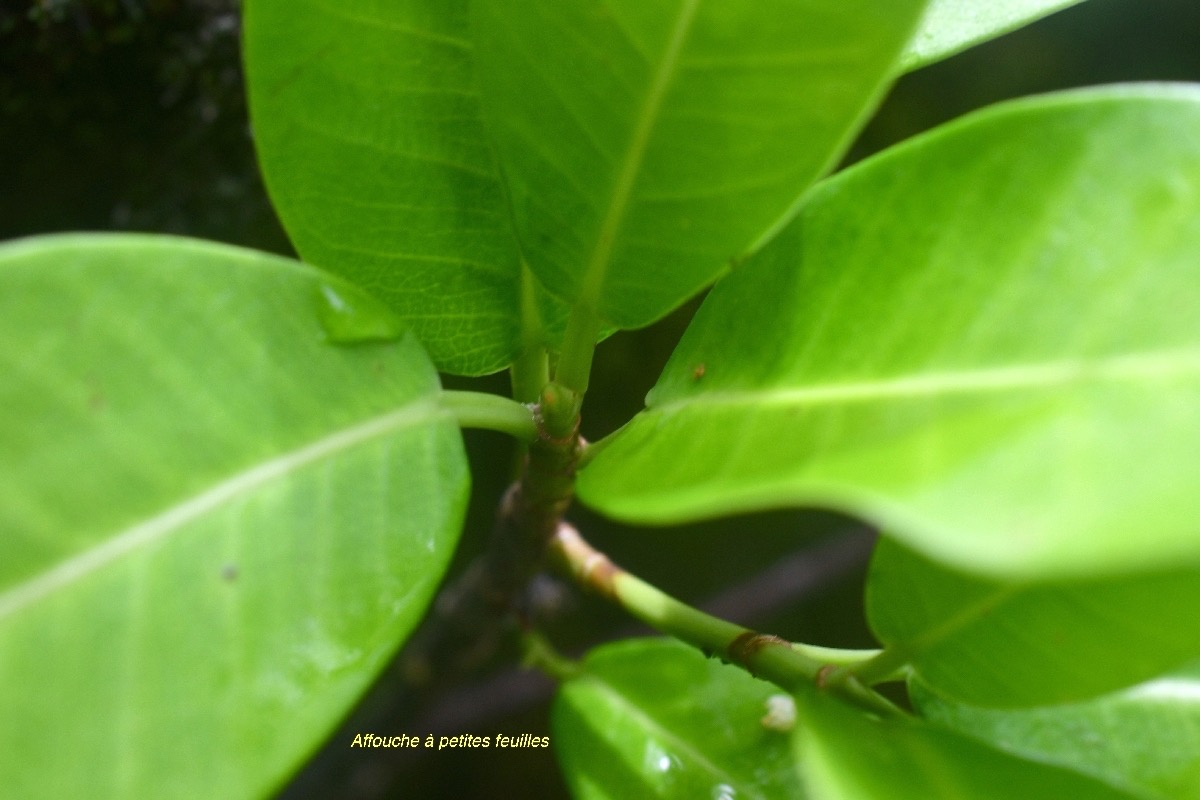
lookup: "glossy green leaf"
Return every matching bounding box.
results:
[578,86,1200,578]
[0,234,469,798]
[472,0,929,330]
[244,0,531,375]
[867,539,1200,707]
[554,638,803,799]
[899,0,1089,73]
[914,663,1200,800]
[796,688,1135,799]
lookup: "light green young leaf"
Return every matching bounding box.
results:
[244,0,537,375]
[866,539,1200,707]
[914,663,1200,800]
[554,638,803,799]
[796,688,1136,799]
[899,0,1089,73]
[578,86,1200,579]
[472,0,929,333]
[0,235,469,799]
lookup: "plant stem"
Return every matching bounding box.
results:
[510,349,550,407]
[403,382,585,687]
[843,645,913,686]
[512,262,551,405]
[521,630,581,681]
[555,303,601,395]
[548,524,904,719]
[439,390,538,442]
[791,643,881,669]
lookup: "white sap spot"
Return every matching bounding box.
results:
[761,693,796,732]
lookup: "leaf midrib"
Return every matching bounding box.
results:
[652,347,1200,413]
[576,0,701,306]
[0,401,447,622]
[885,583,1025,668]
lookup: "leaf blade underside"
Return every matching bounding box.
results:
[243,0,532,374]
[867,538,1200,707]
[797,686,1137,799]
[0,234,469,799]
[899,0,1090,73]
[473,0,930,331]
[578,86,1200,578]
[913,664,1200,800]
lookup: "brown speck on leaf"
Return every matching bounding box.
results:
[692,363,706,381]
[220,564,239,582]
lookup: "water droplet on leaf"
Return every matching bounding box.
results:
[314,282,405,344]
[712,783,737,800]
[643,742,682,777]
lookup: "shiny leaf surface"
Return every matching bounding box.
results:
[900,0,1089,72]
[579,86,1200,578]
[0,234,469,798]
[867,539,1200,707]
[797,688,1135,799]
[244,0,527,374]
[914,664,1200,800]
[554,638,804,799]
[473,0,928,329]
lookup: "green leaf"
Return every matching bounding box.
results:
[899,0,1089,73]
[472,0,929,331]
[0,234,469,798]
[796,688,1136,799]
[914,663,1200,800]
[866,539,1200,707]
[243,0,532,375]
[578,86,1200,578]
[554,638,804,799]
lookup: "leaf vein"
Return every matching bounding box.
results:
[577,0,702,305]
[0,402,447,621]
[653,349,1200,413]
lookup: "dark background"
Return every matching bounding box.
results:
[4,1,1199,797]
